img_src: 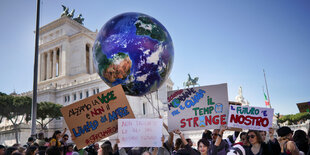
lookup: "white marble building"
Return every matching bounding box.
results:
[0,16,173,146]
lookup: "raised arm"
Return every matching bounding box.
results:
[159,115,174,147]
[174,129,188,146]
[215,126,226,146]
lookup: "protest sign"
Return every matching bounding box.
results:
[118,119,163,147]
[167,83,229,131]
[61,85,135,149]
[227,105,274,131]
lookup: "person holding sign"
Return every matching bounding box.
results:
[244,130,272,155]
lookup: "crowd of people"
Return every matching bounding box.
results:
[1,124,310,155]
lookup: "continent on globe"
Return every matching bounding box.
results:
[103,53,132,83]
[135,16,166,42]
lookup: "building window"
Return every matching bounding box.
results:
[143,103,146,115]
[74,93,77,100]
[68,96,70,102]
[97,88,99,93]
[80,92,83,99]
[64,96,67,102]
[86,91,89,97]
[93,89,96,95]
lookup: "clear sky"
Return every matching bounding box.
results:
[0,0,309,115]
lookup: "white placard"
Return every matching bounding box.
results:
[118,119,163,147]
[167,83,229,131]
[227,105,274,131]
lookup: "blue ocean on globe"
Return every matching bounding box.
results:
[93,12,174,96]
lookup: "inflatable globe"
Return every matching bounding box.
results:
[93,12,174,96]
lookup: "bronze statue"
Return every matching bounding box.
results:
[61,5,69,17]
[73,14,84,25]
[68,9,75,18]
[183,74,199,88]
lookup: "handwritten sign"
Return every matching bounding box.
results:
[118,119,163,147]
[61,85,135,149]
[227,105,274,131]
[167,83,229,131]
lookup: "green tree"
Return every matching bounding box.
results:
[0,93,32,144]
[278,112,310,125]
[36,102,63,130]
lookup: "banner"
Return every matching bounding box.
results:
[61,85,135,149]
[227,105,274,131]
[118,119,163,147]
[167,83,229,131]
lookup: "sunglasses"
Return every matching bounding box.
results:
[247,135,256,139]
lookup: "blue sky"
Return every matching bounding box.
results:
[0,0,309,115]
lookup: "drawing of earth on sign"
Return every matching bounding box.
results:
[93,12,174,96]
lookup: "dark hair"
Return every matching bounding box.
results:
[0,144,5,149]
[4,147,17,155]
[38,133,44,139]
[62,134,68,138]
[175,138,183,151]
[25,145,37,155]
[202,130,212,140]
[101,144,113,155]
[52,130,61,139]
[103,140,112,146]
[247,130,264,144]
[293,130,309,153]
[197,138,210,150]
[45,146,61,155]
[28,137,34,142]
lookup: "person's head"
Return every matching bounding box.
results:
[0,145,5,155]
[62,134,69,141]
[25,145,38,155]
[52,130,62,140]
[45,146,61,155]
[197,138,209,154]
[142,151,152,155]
[38,133,44,140]
[175,138,183,151]
[227,144,246,155]
[5,147,18,155]
[101,143,113,155]
[202,130,212,141]
[66,144,73,153]
[28,137,35,143]
[239,132,250,146]
[212,129,220,141]
[94,143,99,151]
[259,131,267,142]
[277,126,294,140]
[247,130,263,145]
[293,129,308,143]
[186,138,193,147]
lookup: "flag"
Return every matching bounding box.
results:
[264,93,270,106]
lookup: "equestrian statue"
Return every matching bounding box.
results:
[183,74,199,88]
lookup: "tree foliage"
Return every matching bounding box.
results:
[37,102,63,130]
[278,112,310,125]
[0,92,32,144]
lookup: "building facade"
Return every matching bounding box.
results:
[0,16,173,146]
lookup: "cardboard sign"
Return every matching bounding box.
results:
[118,119,163,147]
[61,85,135,149]
[227,105,274,131]
[167,83,229,131]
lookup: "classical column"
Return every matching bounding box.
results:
[52,49,56,78]
[89,45,94,74]
[39,53,42,81]
[43,52,47,80]
[47,51,51,79]
[59,46,63,76]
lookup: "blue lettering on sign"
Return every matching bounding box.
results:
[72,120,99,137]
[108,106,130,122]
